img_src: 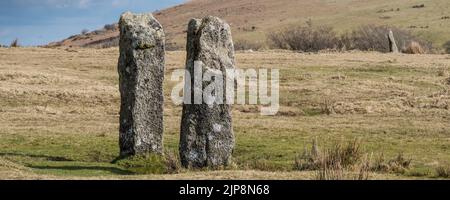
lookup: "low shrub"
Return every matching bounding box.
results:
[295,139,370,180]
[444,40,450,54]
[340,25,432,53]
[402,41,425,54]
[104,23,118,31]
[10,38,20,47]
[294,138,322,171]
[92,29,106,35]
[371,153,411,174]
[268,24,433,53]
[435,165,450,178]
[295,139,415,179]
[295,140,363,170]
[320,96,336,115]
[315,154,371,180]
[234,39,264,51]
[83,36,119,48]
[268,25,339,52]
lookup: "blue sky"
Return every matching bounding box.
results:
[0,0,185,46]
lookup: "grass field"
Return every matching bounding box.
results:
[0,47,449,179]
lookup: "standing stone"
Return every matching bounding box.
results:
[180,16,235,168]
[118,12,165,157]
[388,30,399,53]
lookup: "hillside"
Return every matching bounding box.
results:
[47,0,450,49]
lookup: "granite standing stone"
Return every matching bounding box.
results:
[388,30,399,53]
[118,12,165,157]
[180,16,235,168]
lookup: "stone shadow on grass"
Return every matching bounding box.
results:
[28,165,134,175]
[0,152,74,162]
[0,152,134,175]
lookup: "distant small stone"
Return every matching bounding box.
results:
[388,30,399,53]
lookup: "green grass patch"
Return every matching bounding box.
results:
[114,154,168,174]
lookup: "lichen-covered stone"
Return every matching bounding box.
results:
[180,16,235,168]
[118,12,165,157]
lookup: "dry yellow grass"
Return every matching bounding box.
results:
[0,47,449,180]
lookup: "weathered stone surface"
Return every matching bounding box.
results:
[180,16,235,168]
[118,12,165,157]
[388,30,399,53]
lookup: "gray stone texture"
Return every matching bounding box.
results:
[118,12,165,157]
[180,16,235,168]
